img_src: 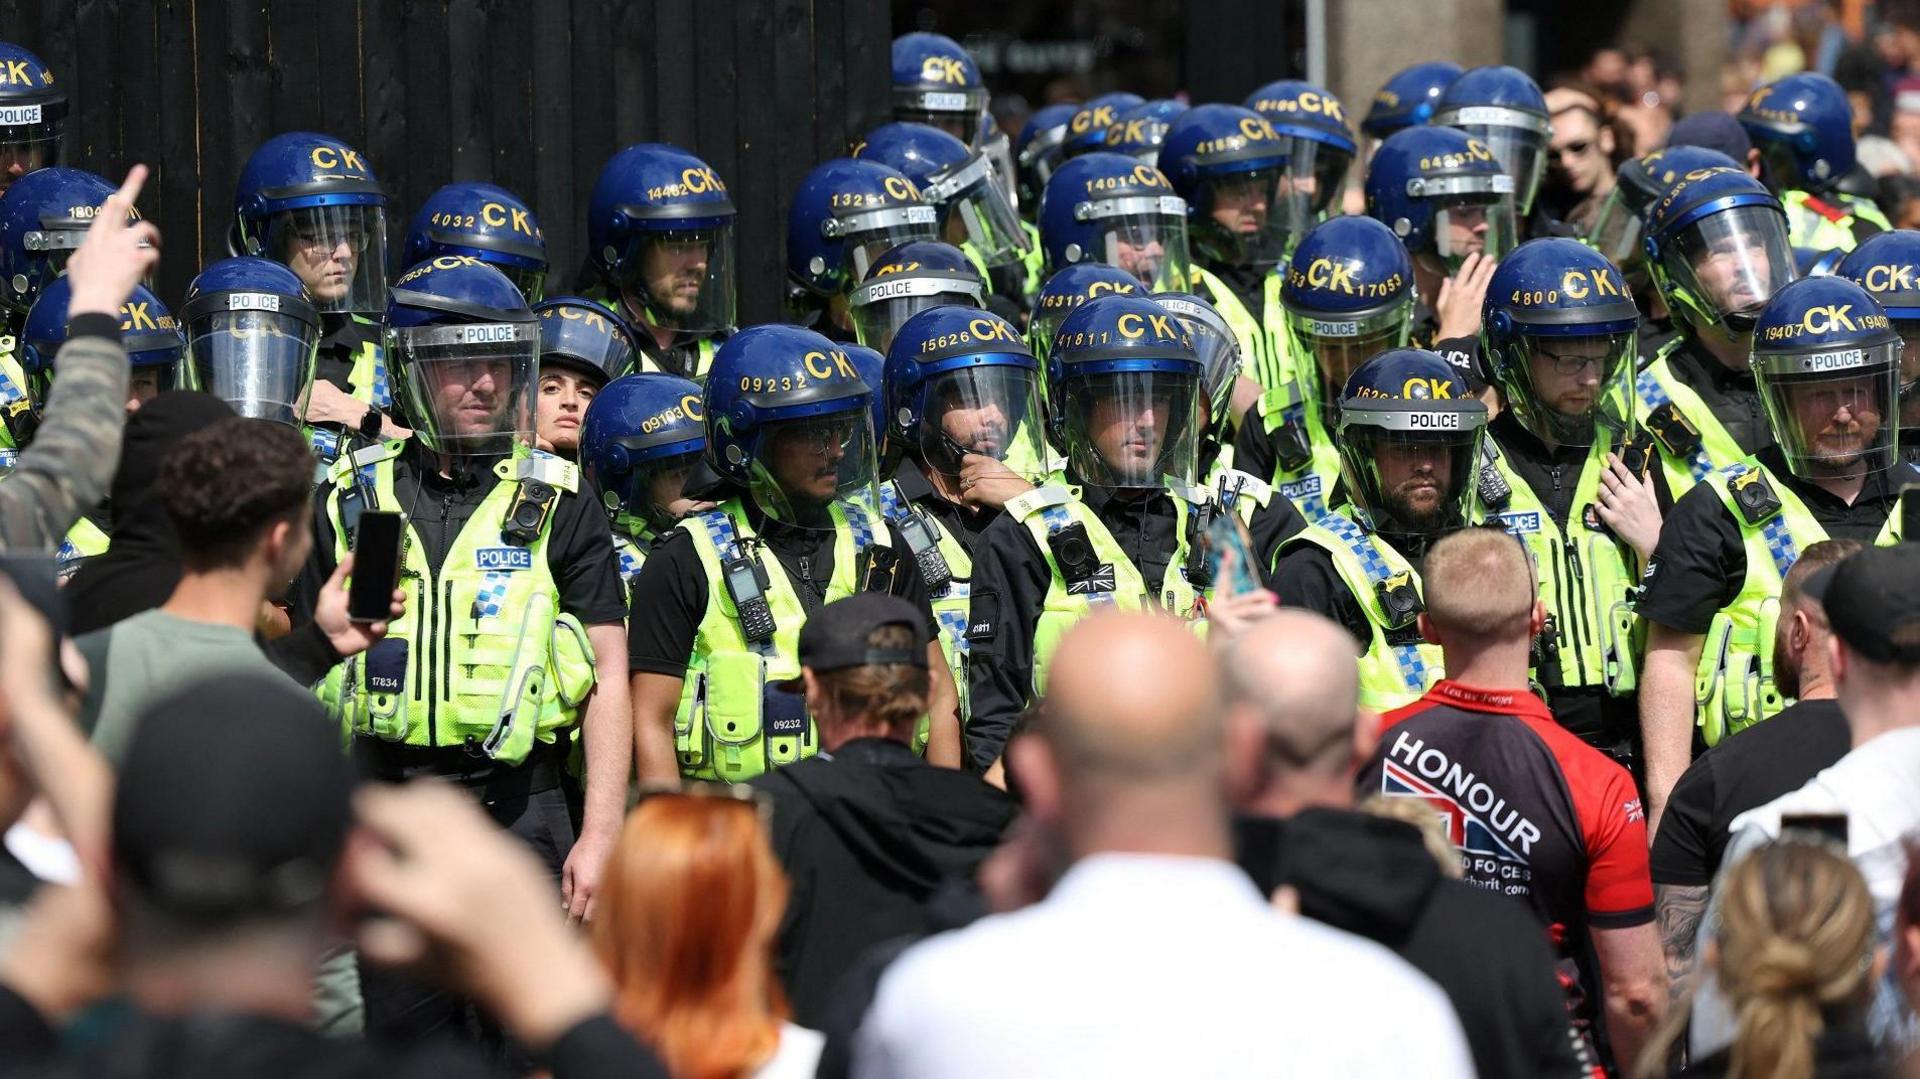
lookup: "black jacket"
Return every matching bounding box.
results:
[752,738,1017,1026]
[1234,808,1588,1079]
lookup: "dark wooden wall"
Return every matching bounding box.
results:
[0,0,892,326]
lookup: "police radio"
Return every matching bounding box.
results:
[502,480,558,547]
[1048,523,1102,584]
[1477,444,1512,511]
[896,509,954,592]
[721,550,777,643]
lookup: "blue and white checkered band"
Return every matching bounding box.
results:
[369,349,393,410]
[54,537,85,579]
[472,573,512,620]
[615,540,646,585]
[0,448,16,474]
[877,480,912,523]
[1723,463,1800,578]
[697,509,747,561]
[1636,370,1714,484]
[1040,501,1115,606]
[936,581,973,656]
[309,425,344,464]
[0,368,24,407]
[839,499,876,554]
[1318,512,1430,693]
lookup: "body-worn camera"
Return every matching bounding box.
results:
[1048,522,1101,583]
[503,480,557,546]
[1377,569,1423,630]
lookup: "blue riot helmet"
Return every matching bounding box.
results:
[786,158,938,309]
[1063,92,1146,158]
[1016,103,1078,213]
[1039,152,1192,290]
[1433,66,1552,217]
[21,277,183,410]
[232,132,389,316]
[1365,126,1519,272]
[1738,72,1855,196]
[1102,100,1187,166]
[1337,348,1489,544]
[1151,291,1242,440]
[886,305,1047,482]
[1048,294,1204,489]
[1793,246,1845,278]
[1280,215,1417,424]
[534,296,640,386]
[1586,146,1742,274]
[849,240,985,354]
[1836,230,1920,435]
[384,257,538,456]
[1750,276,1900,477]
[580,372,706,532]
[1361,61,1464,144]
[1159,105,1292,269]
[401,182,547,302]
[0,44,65,193]
[857,122,1030,269]
[588,143,738,340]
[1244,80,1358,248]
[179,257,320,425]
[1027,262,1142,364]
[0,166,117,320]
[1643,165,1794,336]
[891,32,987,145]
[1483,239,1640,447]
[704,324,883,529]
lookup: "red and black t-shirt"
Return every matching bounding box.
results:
[1356,680,1654,944]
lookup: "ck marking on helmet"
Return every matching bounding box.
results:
[1193,118,1276,156]
[802,348,860,381]
[646,167,728,202]
[1289,257,1405,298]
[119,302,176,332]
[1115,311,1192,345]
[396,255,483,286]
[1418,140,1496,172]
[918,317,1023,353]
[1558,268,1622,300]
[1861,264,1919,294]
[309,145,368,174]
[1761,304,1891,341]
[1085,165,1169,193]
[1249,91,1345,123]
[641,395,703,433]
[542,306,612,332]
[920,55,972,86]
[1070,106,1117,134]
[0,60,42,85]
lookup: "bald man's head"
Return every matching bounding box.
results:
[1221,610,1364,777]
[1043,611,1223,784]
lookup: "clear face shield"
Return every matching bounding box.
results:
[0,111,64,194]
[622,223,738,336]
[849,271,984,353]
[610,448,704,533]
[895,88,987,146]
[1200,167,1290,268]
[925,152,1032,267]
[744,402,883,531]
[980,123,1020,215]
[1272,138,1353,249]
[830,205,940,295]
[1058,366,1203,489]
[390,321,537,456]
[1497,330,1637,448]
[185,309,319,425]
[1585,184,1649,272]
[1891,317,1920,432]
[1753,342,1901,477]
[1662,206,1796,332]
[918,366,1049,481]
[1285,299,1415,418]
[1339,410,1487,539]
[1444,109,1550,215]
[1019,125,1069,197]
[267,204,388,316]
[1083,194,1194,290]
[1421,177,1520,271]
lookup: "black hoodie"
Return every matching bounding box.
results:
[1234,808,1589,1079]
[752,737,1017,1027]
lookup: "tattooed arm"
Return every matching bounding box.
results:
[1655,883,1710,999]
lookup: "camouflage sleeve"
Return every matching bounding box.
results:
[0,331,128,552]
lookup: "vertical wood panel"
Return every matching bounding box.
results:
[529,0,573,288]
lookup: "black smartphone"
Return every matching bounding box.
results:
[348,511,405,623]
[1901,483,1920,542]
[1780,812,1849,848]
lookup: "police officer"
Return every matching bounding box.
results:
[1016,102,1077,212]
[856,123,1032,294]
[849,239,985,355]
[1236,215,1417,521]
[1159,105,1293,400]
[786,157,939,340]
[1244,79,1357,255]
[890,32,989,145]
[531,296,639,458]
[1434,65,1553,229]
[1101,99,1186,166]
[0,166,118,469]
[1359,60,1463,159]
[1027,262,1142,364]
[178,257,321,426]
[626,324,957,781]
[0,42,63,195]
[1271,349,1489,712]
[966,294,1286,770]
[401,181,548,301]
[1039,151,1192,293]
[233,132,393,465]
[579,370,706,592]
[1835,229,1920,460]
[584,144,736,380]
[1637,275,1914,829]
[1738,72,1891,254]
[1637,165,1797,497]
[1479,238,1661,770]
[1062,92,1146,159]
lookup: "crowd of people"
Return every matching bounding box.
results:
[4,11,1920,1078]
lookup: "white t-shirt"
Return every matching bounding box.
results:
[754,1023,825,1079]
[854,853,1473,1079]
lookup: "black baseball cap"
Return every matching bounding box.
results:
[778,593,929,688]
[1667,111,1752,162]
[113,673,359,922]
[1803,545,1920,664]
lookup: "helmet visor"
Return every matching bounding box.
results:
[390,322,538,456]
[1285,300,1415,409]
[983,127,1021,215]
[1585,185,1646,269]
[1200,166,1291,268]
[1431,190,1520,269]
[608,448,704,533]
[1896,322,1920,432]
[917,366,1049,482]
[0,125,64,193]
[186,310,319,426]
[1088,196,1193,290]
[1753,341,1900,475]
[930,155,1031,267]
[744,404,883,531]
[836,205,940,294]
[266,205,388,316]
[850,274,984,354]
[622,224,738,336]
[1448,115,1549,215]
[894,89,988,145]
[1058,367,1203,489]
[1338,421,1485,539]
[498,262,547,305]
[1662,205,1795,329]
[1494,330,1637,448]
[1272,139,1353,247]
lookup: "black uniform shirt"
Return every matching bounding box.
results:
[895,458,999,552]
[313,313,381,398]
[1661,338,1773,457]
[1638,447,1916,634]
[625,500,935,678]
